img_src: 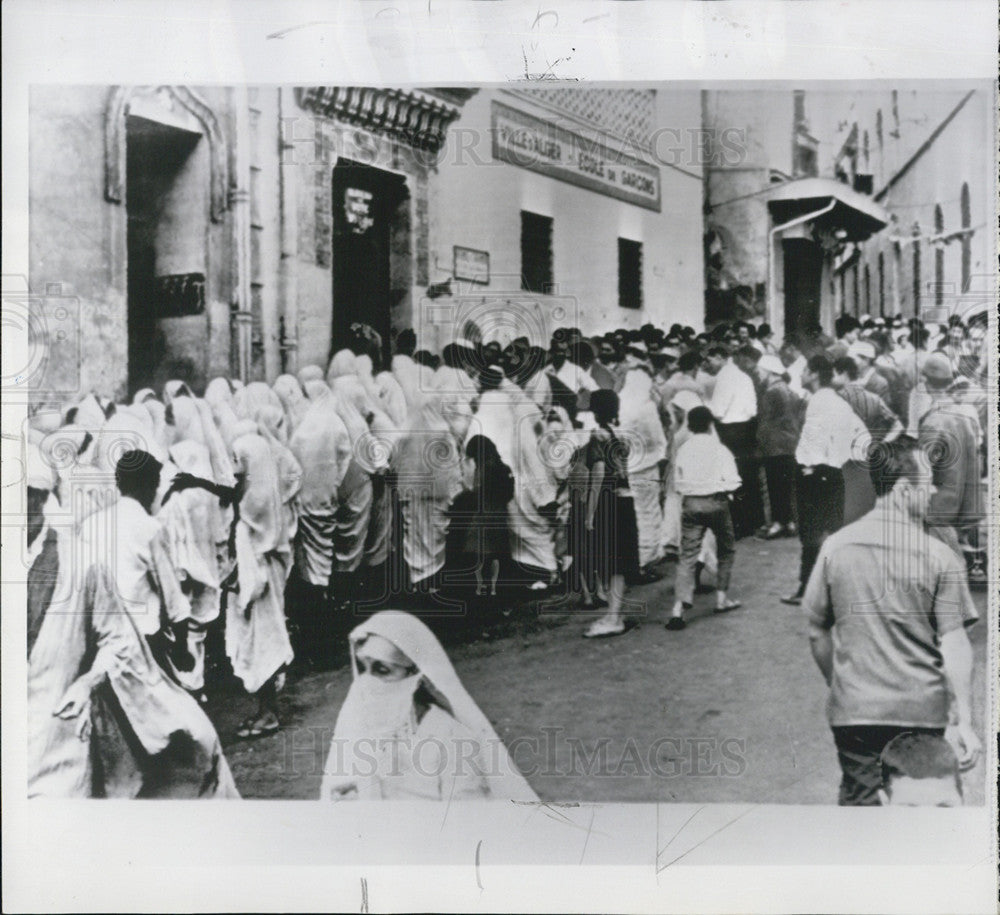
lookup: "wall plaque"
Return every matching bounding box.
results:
[453,246,490,284]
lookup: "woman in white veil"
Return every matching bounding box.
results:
[393,390,463,591]
[286,390,353,653]
[321,610,537,802]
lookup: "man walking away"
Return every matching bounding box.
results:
[803,437,980,805]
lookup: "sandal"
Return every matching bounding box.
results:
[583,617,626,639]
[713,600,742,614]
[237,716,280,739]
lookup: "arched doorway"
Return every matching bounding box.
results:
[105,86,228,393]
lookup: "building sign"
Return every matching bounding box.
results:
[491,101,661,212]
[344,188,374,234]
[453,246,490,284]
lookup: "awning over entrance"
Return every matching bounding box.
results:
[767,177,889,241]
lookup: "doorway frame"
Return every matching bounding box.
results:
[330,155,415,366]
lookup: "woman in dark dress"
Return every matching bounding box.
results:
[582,389,640,638]
[463,435,515,596]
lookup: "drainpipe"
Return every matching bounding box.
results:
[278,86,299,375]
[230,85,253,383]
[767,198,837,340]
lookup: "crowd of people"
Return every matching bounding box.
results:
[24,307,988,802]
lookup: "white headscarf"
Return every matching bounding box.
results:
[272,374,310,431]
[68,393,108,430]
[464,390,516,469]
[288,395,353,514]
[230,427,288,560]
[433,365,476,444]
[163,380,195,406]
[374,371,408,427]
[391,354,426,410]
[234,382,284,423]
[203,378,241,446]
[161,439,222,598]
[327,349,358,384]
[323,610,538,802]
[297,364,325,386]
[619,369,668,474]
[394,393,463,503]
[332,375,395,474]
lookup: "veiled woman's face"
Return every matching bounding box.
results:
[355,635,417,682]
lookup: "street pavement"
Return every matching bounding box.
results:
[208,535,989,804]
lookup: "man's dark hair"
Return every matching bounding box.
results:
[909,327,930,348]
[706,345,730,359]
[806,353,834,387]
[479,366,504,391]
[573,339,596,370]
[413,349,438,369]
[678,350,701,373]
[880,731,961,796]
[550,328,572,349]
[867,434,926,498]
[835,314,861,339]
[589,388,619,426]
[735,345,761,365]
[868,331,891,355]
[686,405,714,435]
[349,322,382,363]
[832,355,860,381]
[758,322,772,339]
[395,328,417,357]
[115,450,162,499]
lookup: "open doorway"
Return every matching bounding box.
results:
[332,159,410,368]
[126,113,209,394]
[782,238,824,340]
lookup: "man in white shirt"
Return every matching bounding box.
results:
[782,339,808,396]
[547,333,598,396]
[782,354,870,605]
[705,345,760,538]
[666,405,742,630]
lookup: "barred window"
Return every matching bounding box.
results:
[618,238,642,310]
[521,211,553,293]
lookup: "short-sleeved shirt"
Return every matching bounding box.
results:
[838,383,898,440]
[803,504,978,728]
[585,428,631,494]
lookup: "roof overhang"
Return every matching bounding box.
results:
[767,177,889,242]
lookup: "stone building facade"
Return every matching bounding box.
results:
[703,87,890,340]
[28,84,704,403]
[823,85,996,325]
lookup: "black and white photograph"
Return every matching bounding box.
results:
[3,1,998,912]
